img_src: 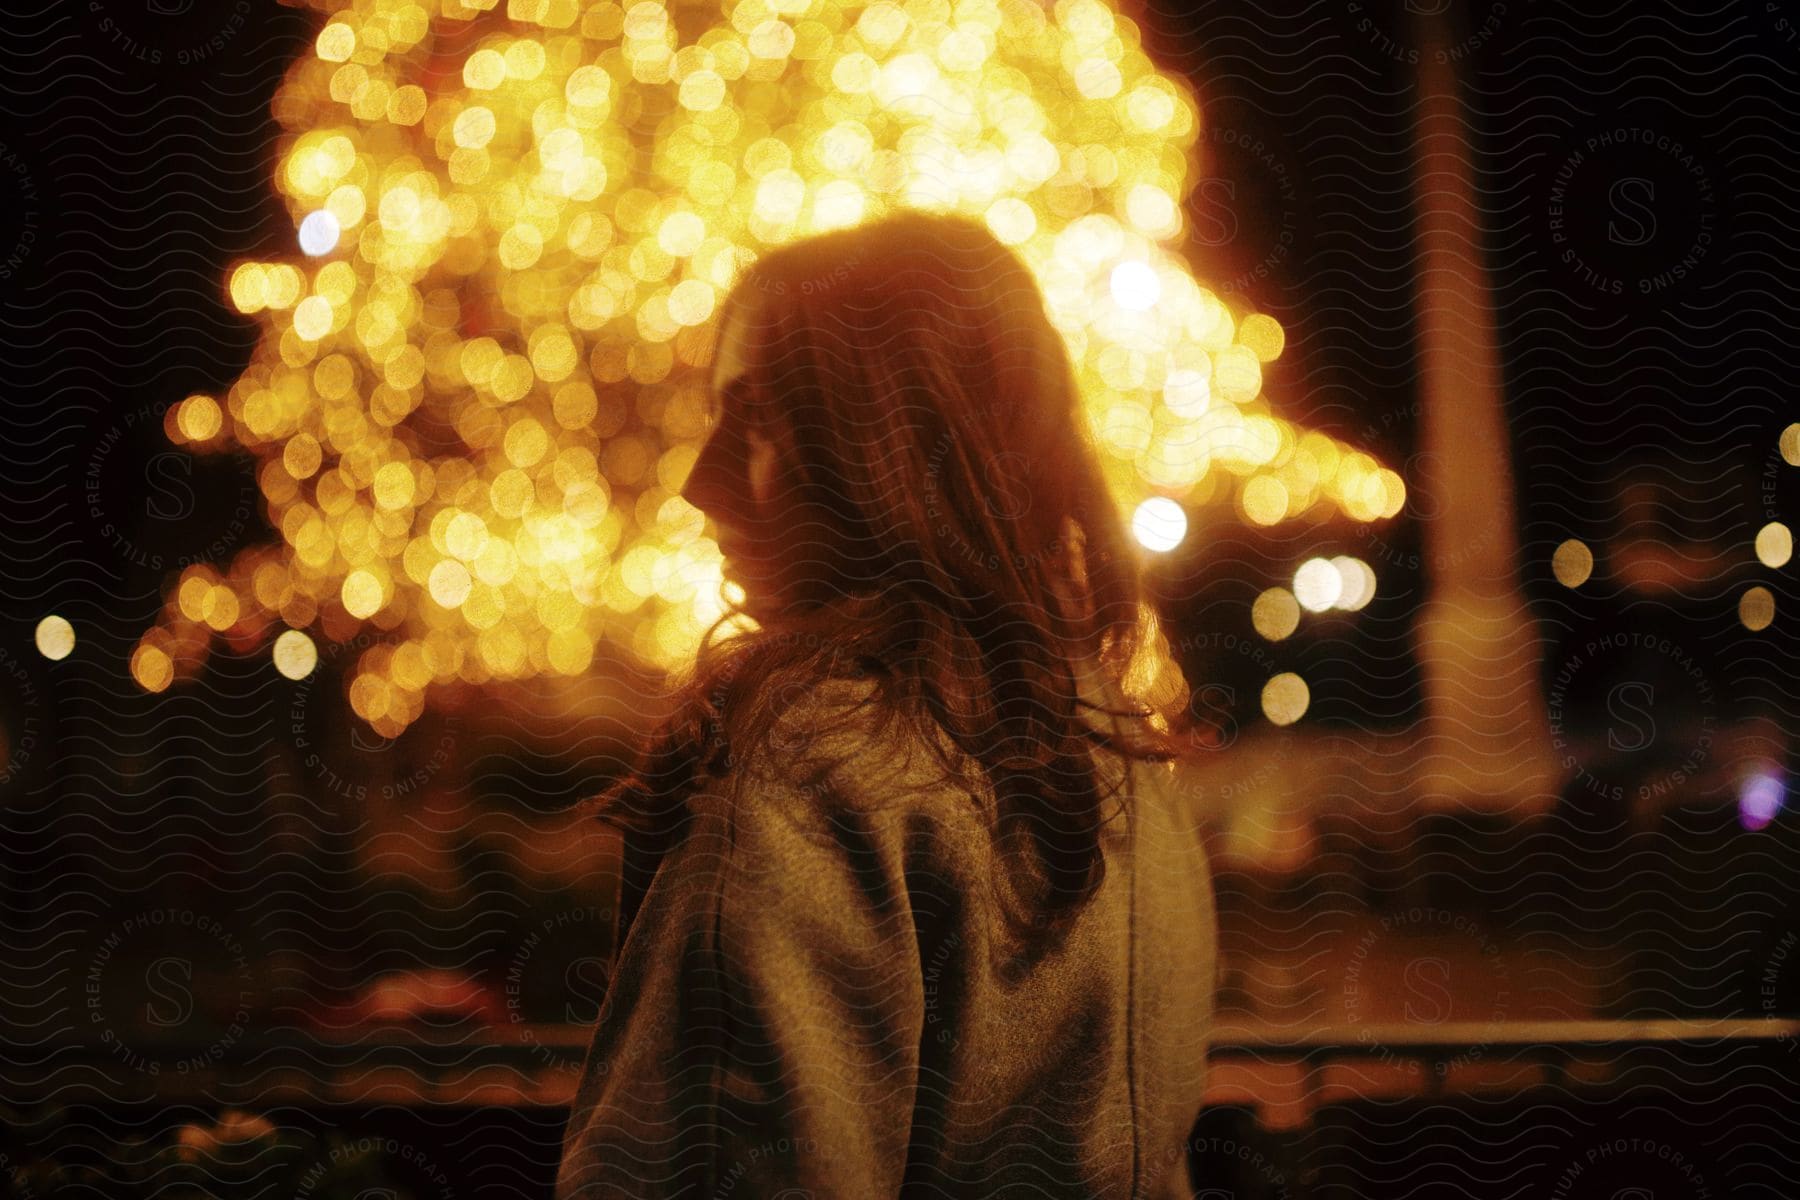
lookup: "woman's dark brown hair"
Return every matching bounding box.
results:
[591,206,1189,938]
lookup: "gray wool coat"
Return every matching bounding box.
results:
[555,673,1217,1199]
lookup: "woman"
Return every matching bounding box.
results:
[556,207,1217,1199]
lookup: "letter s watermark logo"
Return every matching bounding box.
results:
[142,451,198,522]
[1191,179,1240,247]
[144,956,195,1027]
[1405,448,1450,524]
[1191,683,1239,750]
[564,956,609,1023]
[1403,956,1454,1025]
[1608,177,1658,246]
[982,450,1034,521]
[1605,681,1657,753]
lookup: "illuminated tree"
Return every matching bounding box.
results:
[134,0,1403,734]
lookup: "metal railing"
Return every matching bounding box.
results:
[15,1018,1796,1125]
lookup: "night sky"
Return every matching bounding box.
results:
[3,0,1796,738]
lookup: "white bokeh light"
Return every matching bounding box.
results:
[1110,260,1160,310]
[1293,557,1342,612]
[1161,367,1211,418]
[1330,556,1376,611]
[298,209,340,256]
[1132,496,1187,552]
[272,628,318,680]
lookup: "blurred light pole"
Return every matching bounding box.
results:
[1407,5,1560,813]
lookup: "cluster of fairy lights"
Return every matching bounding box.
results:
[65,0,1426,735]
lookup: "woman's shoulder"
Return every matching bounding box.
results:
[698,656,989,849]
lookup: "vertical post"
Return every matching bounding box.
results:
[1406,7,1559,812]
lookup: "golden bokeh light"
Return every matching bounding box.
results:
[34,615,75,661]
[1781,423,1800,468]
[273,629,320,679]
[128,0,1399,725]
[1740,585,1775,632]
[1552,538,1594,589]
[176,395,224,442]
[131,644,174,694]
[1241,475,1289,526]
[1261,672,1310,726]
[1251,587,1300,641]
[1755,522,1792,569]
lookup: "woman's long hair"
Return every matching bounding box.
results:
[592,207,1189,938]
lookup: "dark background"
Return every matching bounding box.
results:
[3,0,1799,1195]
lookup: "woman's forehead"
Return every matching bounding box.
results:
[710,299,766,390]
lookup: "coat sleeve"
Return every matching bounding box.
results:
[556,750,926,1198]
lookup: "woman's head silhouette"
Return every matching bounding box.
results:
[686,206,1129,638]
[610,206,1188,934]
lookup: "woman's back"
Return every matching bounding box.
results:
[895,677,1217,1198]
[556,673,1217,1199]
[559,205,1215,1198]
